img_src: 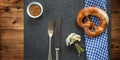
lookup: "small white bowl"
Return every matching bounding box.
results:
[27,2,43,18]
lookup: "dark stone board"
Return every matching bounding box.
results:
[24,0,111,60]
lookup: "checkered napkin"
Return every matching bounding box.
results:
[84,0,108,60]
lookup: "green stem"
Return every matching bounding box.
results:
[75,43,84,55]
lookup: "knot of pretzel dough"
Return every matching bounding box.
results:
[76,7,109,37]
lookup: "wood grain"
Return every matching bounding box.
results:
[111,0,120,60]
[0,0,120,60]
[0,0,24,60]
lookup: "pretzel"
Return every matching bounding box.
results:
[76,7,109,37]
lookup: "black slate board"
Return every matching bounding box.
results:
[24,0,111,60]
[24,0,85,60]
[106,0,111,60]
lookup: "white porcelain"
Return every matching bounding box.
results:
[27,2,43,18]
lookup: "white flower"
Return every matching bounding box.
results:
[66,33,81,46]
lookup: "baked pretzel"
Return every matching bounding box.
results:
[76,7,109,37]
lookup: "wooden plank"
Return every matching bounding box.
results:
[111,8,120,18]
[111,0,120,59]
[0,0,24,60]
[1,30,23,41]
[111,50,120,60]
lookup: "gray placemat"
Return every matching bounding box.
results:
[24,0,111,60]
[106,0,111,60]
[24,0,85,60]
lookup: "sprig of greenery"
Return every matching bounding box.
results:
[75,43,84,55]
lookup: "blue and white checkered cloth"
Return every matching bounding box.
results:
[85,0,108,60]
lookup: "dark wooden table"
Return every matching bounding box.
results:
[111,0,120,60]
[0,0,120,60]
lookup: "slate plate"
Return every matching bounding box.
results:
[24,0,111,60]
